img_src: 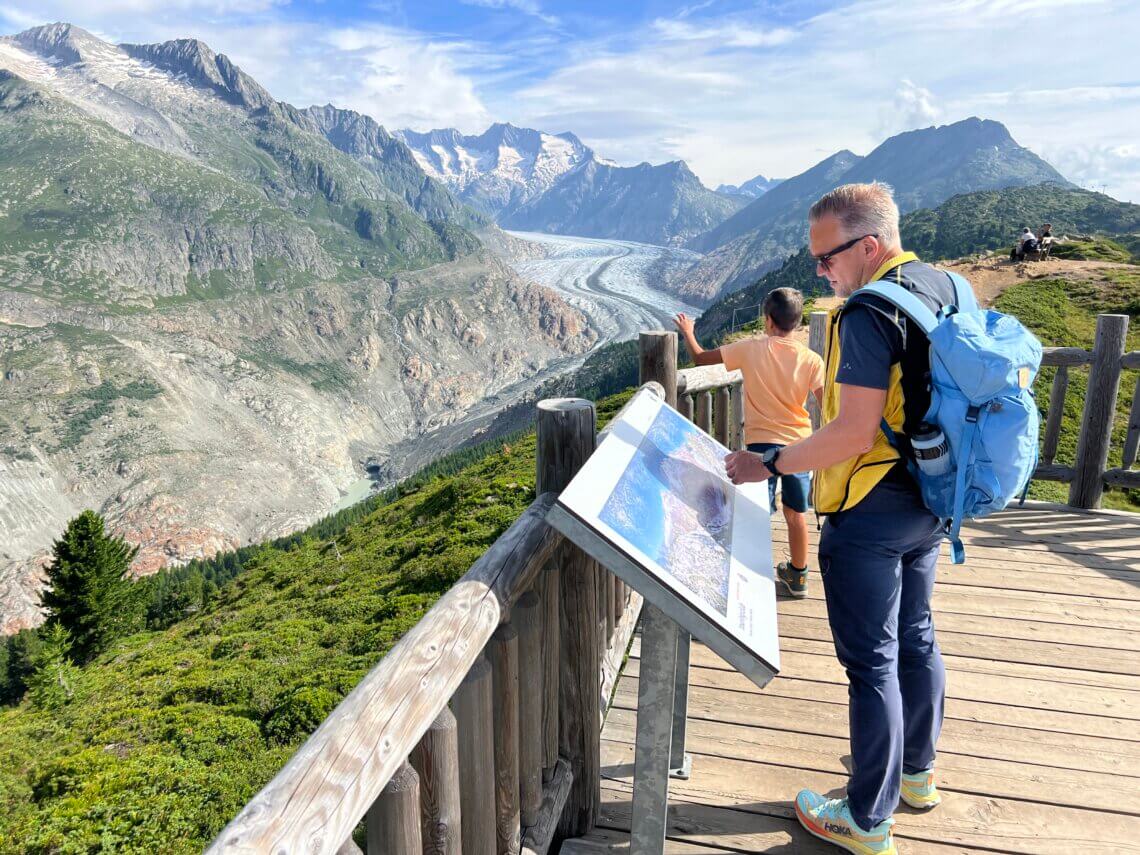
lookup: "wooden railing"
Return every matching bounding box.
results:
[1032,314,1140,505]
[211,310,1138,854]
[209,400,644,855]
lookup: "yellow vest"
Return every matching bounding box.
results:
[813,253,917,514]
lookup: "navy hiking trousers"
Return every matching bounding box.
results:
[818,474,946,830]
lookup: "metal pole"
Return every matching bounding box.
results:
[630,604,680,855]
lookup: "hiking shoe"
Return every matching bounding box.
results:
[776,562,808,598]
[900,768,941,809]
[794,790,897,854]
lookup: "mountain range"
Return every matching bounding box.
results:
[675,118,1071,301]
[716,174,782,198]
[0,23,595,631]
[397,123,745,245]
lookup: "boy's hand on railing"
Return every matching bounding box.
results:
[724,450,770,485]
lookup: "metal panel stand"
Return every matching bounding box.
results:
[630,604,680,855]
[669,631,693,780]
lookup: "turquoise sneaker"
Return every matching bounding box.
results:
[900,768,941,809]
[794,790,897,854]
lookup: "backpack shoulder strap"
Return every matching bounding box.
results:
[946,271,979,314]
[856,281,939,336]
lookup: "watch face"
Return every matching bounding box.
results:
[762,449,777,463]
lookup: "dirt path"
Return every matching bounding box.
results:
[941,256,1132,306]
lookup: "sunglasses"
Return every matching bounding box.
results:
[813,234,877,271]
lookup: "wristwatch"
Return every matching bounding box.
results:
[761,447,783,478]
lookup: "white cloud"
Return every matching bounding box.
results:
[1041,143,1140,202]
[459,0,559,26]
[651,19,796,48]
[320,25,493,131]
[877,78,940,138]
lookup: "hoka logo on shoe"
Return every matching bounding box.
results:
[824,822,853,836]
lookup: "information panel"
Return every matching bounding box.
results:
[547,387,780,686]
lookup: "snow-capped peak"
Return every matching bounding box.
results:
[396,123,600,215]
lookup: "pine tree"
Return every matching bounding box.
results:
[1,628,43,704]
[25,624,79,710]
[41,510,144,663]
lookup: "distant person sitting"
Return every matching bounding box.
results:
[1011,226,1037,261]
[674,288,824,598]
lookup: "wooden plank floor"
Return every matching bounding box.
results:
[567,503,1140,854]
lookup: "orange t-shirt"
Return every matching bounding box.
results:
[720,335,824,445]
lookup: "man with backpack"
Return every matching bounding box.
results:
[725,182,1040,854]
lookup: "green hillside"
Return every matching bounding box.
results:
[0,71,475,309]
[695,184,1140,342]
[902,184,1140,263]
[0,395,629,853]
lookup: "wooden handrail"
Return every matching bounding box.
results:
[208,493,561,854]
[676,364,742,395]
[1041,346,1093,367]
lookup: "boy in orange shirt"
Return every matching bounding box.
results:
[675,287,824,597]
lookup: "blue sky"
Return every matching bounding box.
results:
[2,0,1138,200]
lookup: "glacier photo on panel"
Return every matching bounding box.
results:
[598,403,733,615]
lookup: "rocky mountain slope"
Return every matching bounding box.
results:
[498,158,745,246]
[0,24,596,633]
[678,118,1071,302]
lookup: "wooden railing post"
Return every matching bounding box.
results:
[1042,365,1070,465]
[454,654,496,855]
[729,382,744,450]
[694,391,712,435]
[639,330,678,407]
[536,560,559,785]
[410,709,462,855]
[514,592,543,830]
[714,386,730,446]
[677,393,693,422]
[366,761,422,855]
[537,398,600,839]
[491,624,521,855]
[1122,373,1140,470]
[1070,314,1128,508]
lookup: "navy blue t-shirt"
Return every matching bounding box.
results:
[835,302,903,391]
[835,298,921,493]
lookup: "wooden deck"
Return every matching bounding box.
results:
[566,503,1140,853]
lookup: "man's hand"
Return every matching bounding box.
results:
[674,312,695,337]
[724,450,770,485]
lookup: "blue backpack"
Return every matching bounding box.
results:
[859,273,1043,564]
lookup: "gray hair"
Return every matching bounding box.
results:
[808,182,901,248]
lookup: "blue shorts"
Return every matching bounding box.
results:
[747,442,812,513]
